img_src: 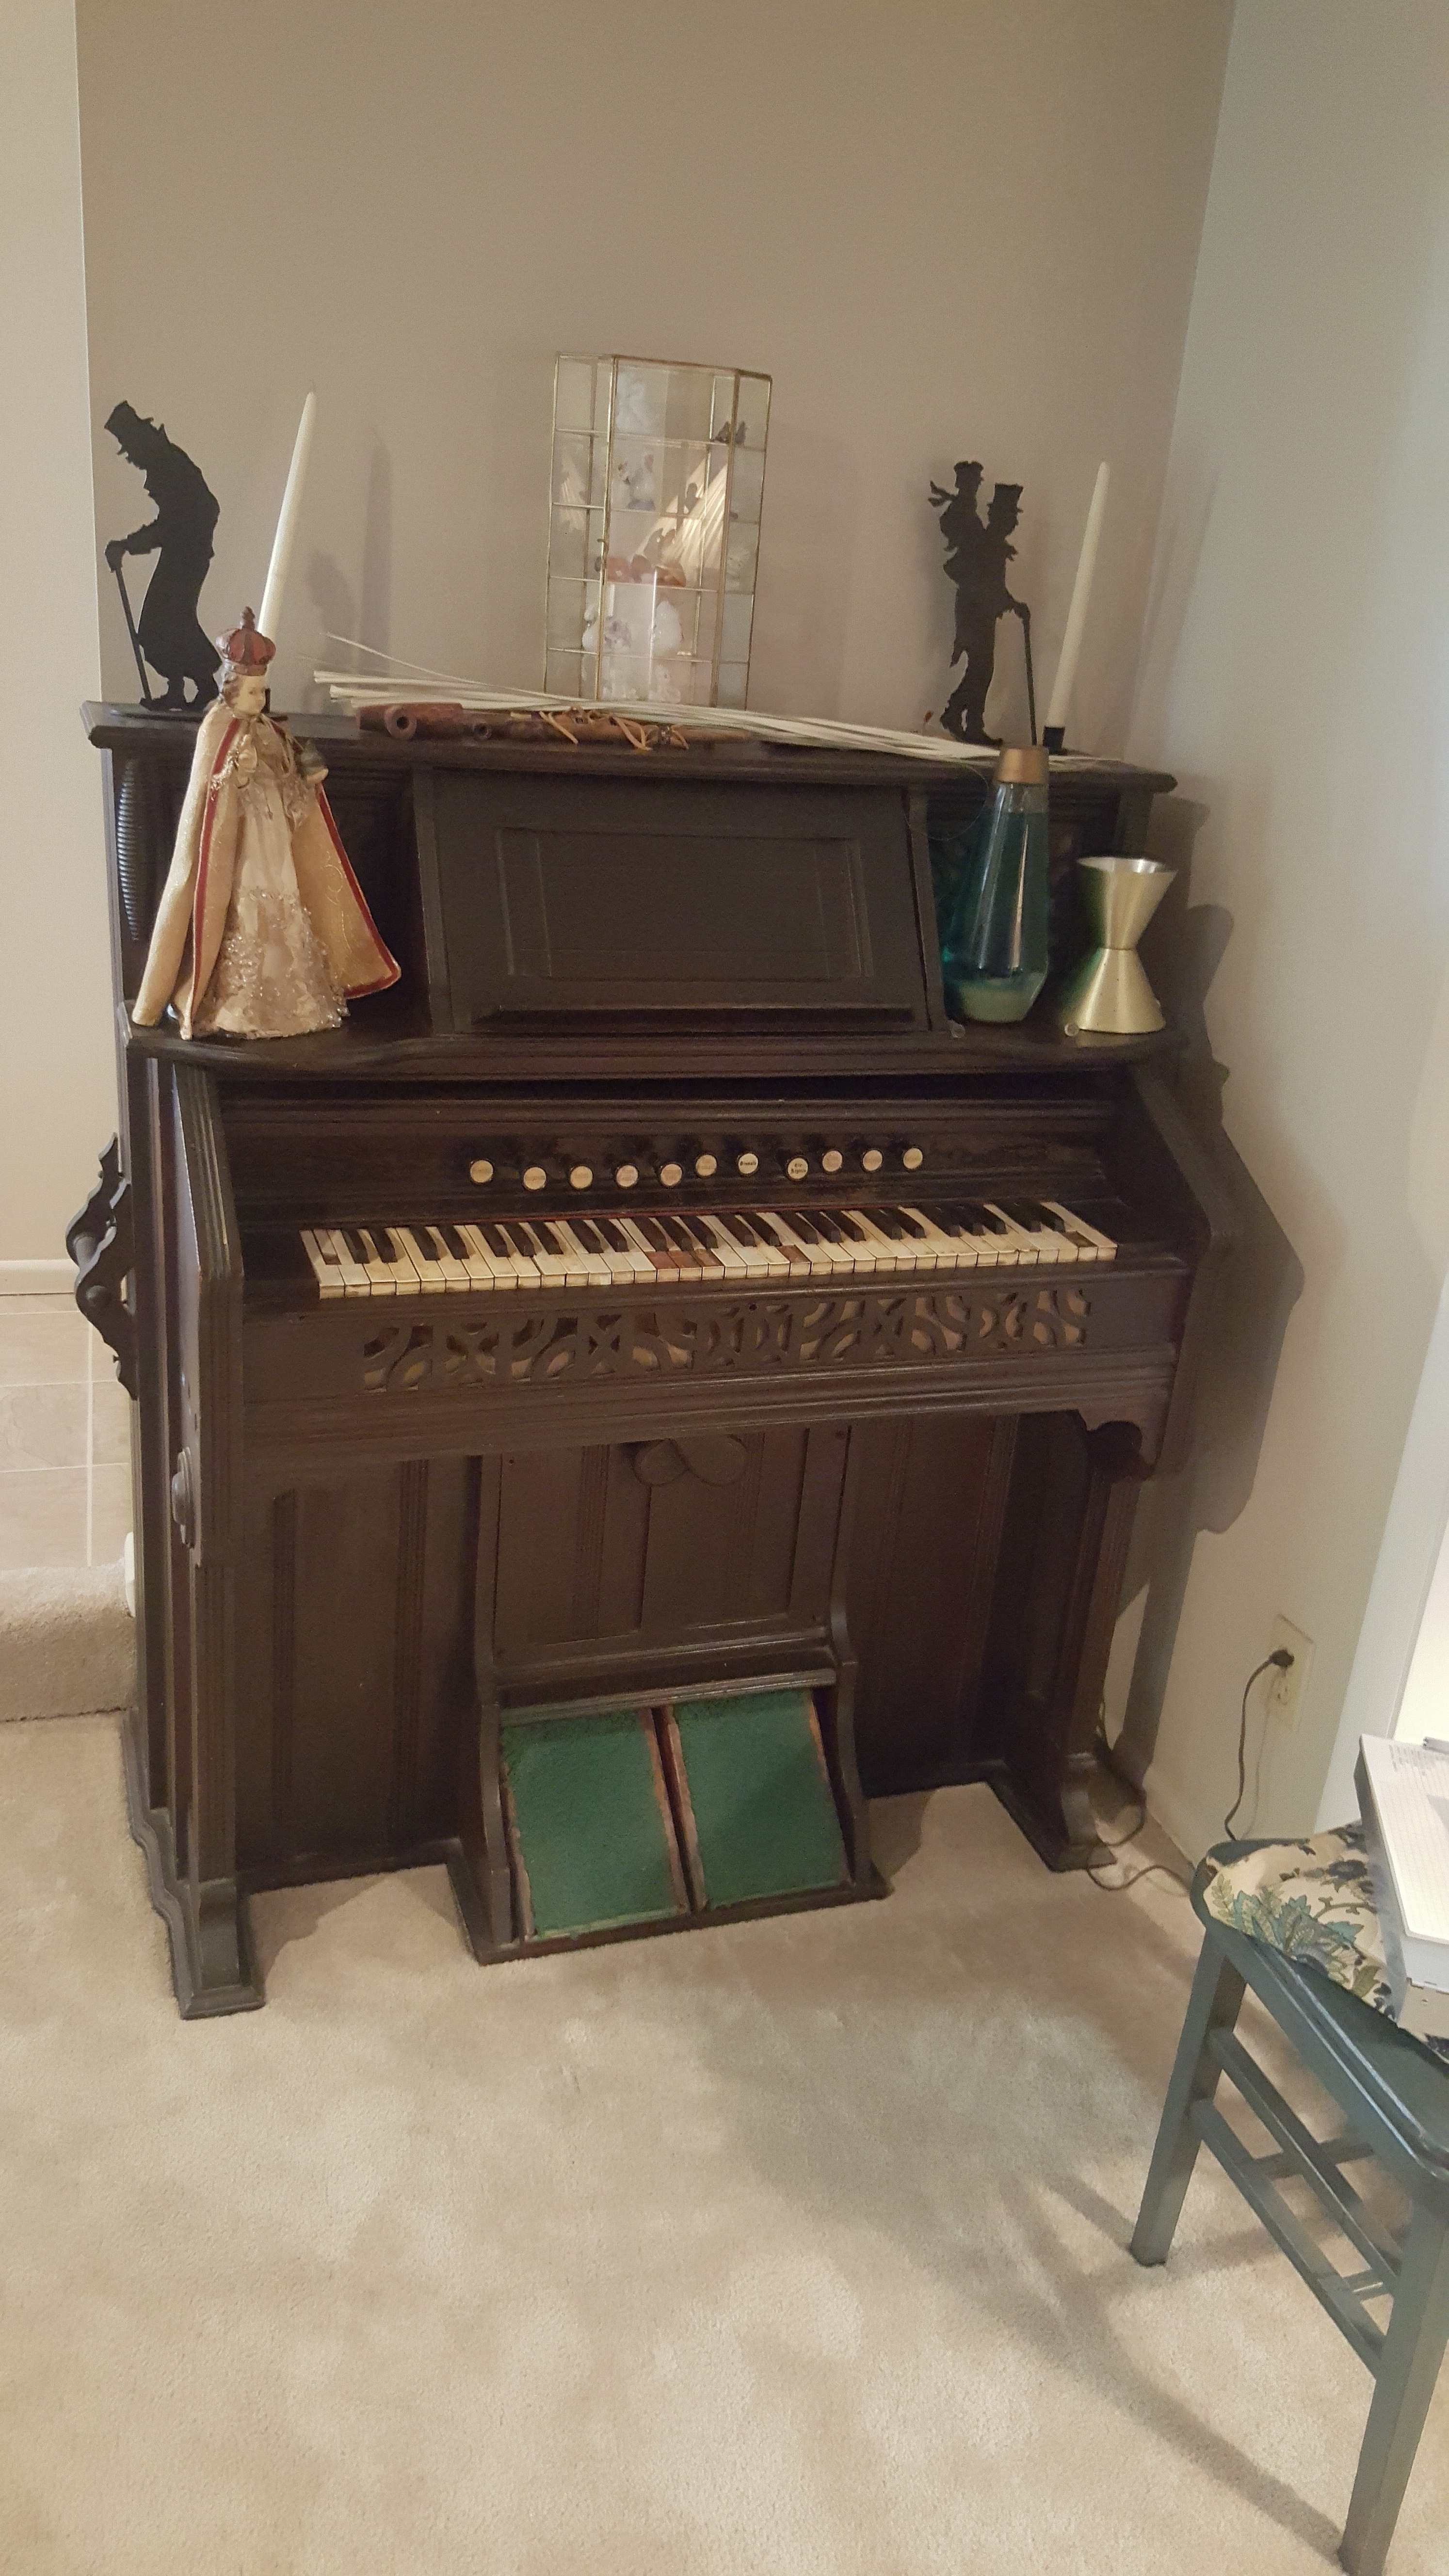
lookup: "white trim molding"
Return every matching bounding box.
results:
[0,1259,73,1296]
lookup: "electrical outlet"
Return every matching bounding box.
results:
[1267,1615,1314,1729]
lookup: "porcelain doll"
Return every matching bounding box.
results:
[132,611,398,1039]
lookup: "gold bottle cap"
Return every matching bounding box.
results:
[994,746,1049,785]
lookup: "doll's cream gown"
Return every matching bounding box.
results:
[132,700,398,1039]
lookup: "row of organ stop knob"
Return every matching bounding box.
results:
[467,1142,927,1192]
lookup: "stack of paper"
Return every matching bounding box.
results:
[1356,1734,1449,2040]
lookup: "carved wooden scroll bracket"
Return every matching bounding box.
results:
[68,1135,137,1397]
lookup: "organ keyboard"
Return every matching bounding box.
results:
[75,709,1228,2015]
[300,1200,1119,1299]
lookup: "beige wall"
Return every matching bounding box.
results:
[1,0,108,1264]
[1124,0,1449,1853]
[75,0,1229,738]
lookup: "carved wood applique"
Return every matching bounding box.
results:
[67,1136,137,1396]
[361,1286,1090,1395]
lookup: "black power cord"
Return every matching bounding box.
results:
[1224,1647,1296,1839]
[1085,1640,1297,1893]
[1086,1727,1191,1895]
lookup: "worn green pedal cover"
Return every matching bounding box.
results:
[502,1711,684,1938]
[672,1690,847,1909]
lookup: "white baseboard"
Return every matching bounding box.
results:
[0,1259,73,1296]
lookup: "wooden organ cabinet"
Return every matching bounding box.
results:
[73,709,1229,2014]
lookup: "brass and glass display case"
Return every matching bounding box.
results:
[545,354,771,708]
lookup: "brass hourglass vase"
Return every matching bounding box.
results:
[1057,855,1174,1038]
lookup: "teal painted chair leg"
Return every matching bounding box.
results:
[1338,2204,1449,2576]
[1131,1932,1247,2266]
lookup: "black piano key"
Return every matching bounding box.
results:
[717,1211,760,1246]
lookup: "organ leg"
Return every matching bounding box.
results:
[984,1416,1152,1870]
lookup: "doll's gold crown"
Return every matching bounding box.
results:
[215,607,275,670]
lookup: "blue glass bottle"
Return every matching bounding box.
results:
[941,746,1050,1024]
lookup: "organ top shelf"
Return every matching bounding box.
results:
[86,704,1178,1086]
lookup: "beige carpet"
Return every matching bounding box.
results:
[1,1719,1445,2575]
[0,1563,133,1723]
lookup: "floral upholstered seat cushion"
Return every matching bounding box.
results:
[1203,1822,1449,2062]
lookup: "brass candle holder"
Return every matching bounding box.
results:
[1057,855,1174,1037]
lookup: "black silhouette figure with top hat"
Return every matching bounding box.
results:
[929,465,1030,745]
[104,403,221,710]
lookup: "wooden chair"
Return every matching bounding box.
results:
[1131,1848,1449,2575]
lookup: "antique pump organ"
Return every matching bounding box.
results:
[74,709,1227,2014]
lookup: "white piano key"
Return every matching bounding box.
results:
[942,1203,1019,1265]
[585,1216,653,1288]
[355,1226,406,1295]
[1041,1199,1118,1262]
[421,1224,473,1290]
[392,1225,449,1291]
[549,1217,618,1291]
[667,1212,729,1281]
[806,1212,869,1278]
[513,1218,577,1290]
[532,1218,594,1291]
[993,1202,1080,1264]
[752,1212,812,1277]
[689,1211,752,1280]
[321,1228,371,1295]
[614,1214,676,1281]
[839,1210,920,1273]
[371,1226,423,1292]
[718,1212,790,1278]
[896,1207,972,1272]
[779,1211,853,1275]
[453,1223,509,1289]
[301,1229,346,1298]
[635,1213,703,1282]
[489,1220,543,1289]
[657,1213,722,1281]
[471,1221,533,1288]
[981,1203,1045,1267]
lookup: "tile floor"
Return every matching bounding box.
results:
[0,1296,132,1570]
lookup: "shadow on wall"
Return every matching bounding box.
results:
[306,437,394,697]
[1108,793,1305,1800]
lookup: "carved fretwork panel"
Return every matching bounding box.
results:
[361,1286,1091,1396]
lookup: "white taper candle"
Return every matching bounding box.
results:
[257,392,316,644]
[1045,460,1109,736]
